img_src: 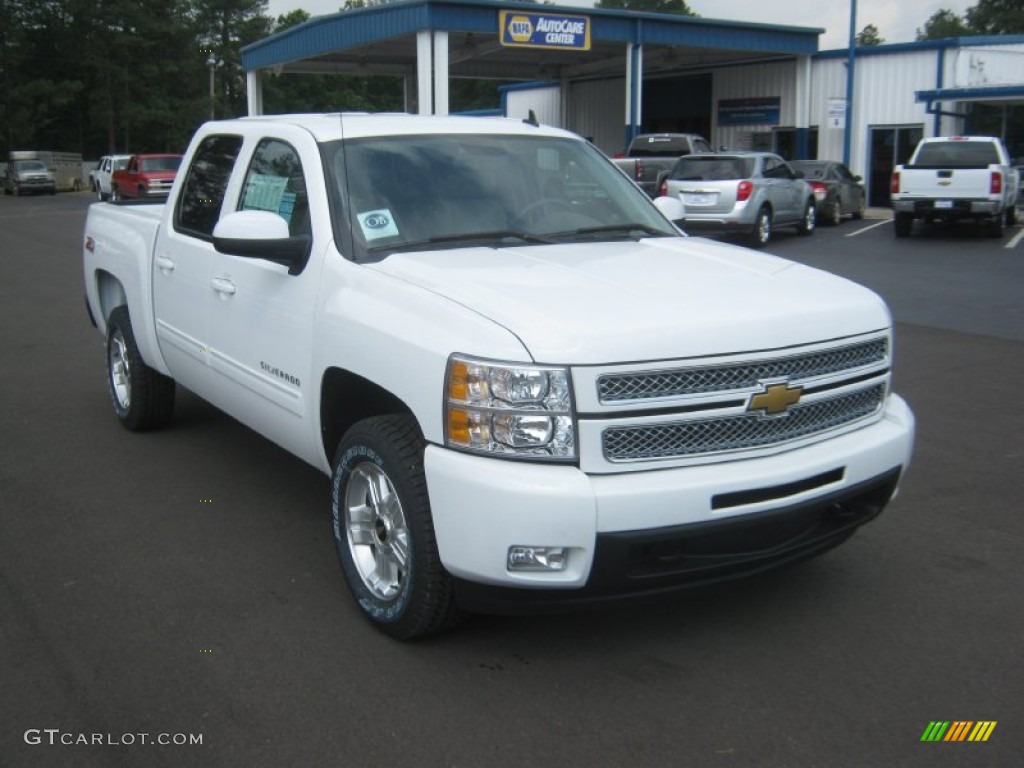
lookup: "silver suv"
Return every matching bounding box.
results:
[658,152,816,247]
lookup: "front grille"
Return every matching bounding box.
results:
[597,339,887,403]
[603,384,885,462]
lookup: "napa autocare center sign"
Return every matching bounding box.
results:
[499,10,591,51]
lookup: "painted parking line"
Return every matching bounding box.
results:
[845,219,890,237]
[1007,226,1024,250]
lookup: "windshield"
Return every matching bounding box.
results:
[324,133,678,259]
[668,156,755,181]
[15,161,46,172]
[914,142,1000,167]
[791,162,827,179]
[114,158,130,170]
[140,156,182,172]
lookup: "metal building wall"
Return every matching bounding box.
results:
[711,60,797,151]
[567,79,627,155]
[505,86,562,128]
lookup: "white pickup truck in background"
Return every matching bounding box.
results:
[82,113,914,639]
[890,135,1020,238]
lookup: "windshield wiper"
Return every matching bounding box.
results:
[368,229,555,253]
[549,223,673,240]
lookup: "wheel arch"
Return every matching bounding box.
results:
[95,270,128,331]
[320,367,418,466]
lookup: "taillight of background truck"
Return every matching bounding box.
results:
[990,171,1002,194]
[890,171,900,194]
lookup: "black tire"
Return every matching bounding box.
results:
[1005,205,1018,227]
[827,199,842,225]
[852,197,865,220]
[894,212,913,238]
[748,206,772,248]
[330,414,464,640]
[111,185,121,202]
[986,214,1004,239]
[797,200,816,235]
[106,306,175,431]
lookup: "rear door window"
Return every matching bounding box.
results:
[174,135,244,239]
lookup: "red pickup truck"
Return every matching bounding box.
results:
[111,154,183,201]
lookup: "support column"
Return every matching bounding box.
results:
[624,42,643,148]
[246,70,263,116]
[417,30,433,115]
[433,31,449,116]
[793,54,812,159]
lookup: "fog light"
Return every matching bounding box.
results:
[508,546,567,572]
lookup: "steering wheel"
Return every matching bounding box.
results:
[511,198,577,227]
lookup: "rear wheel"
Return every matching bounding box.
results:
[106,306,175,431]
[748,206,772,248]
[1005,205,1018,227]
[797,200,816,235]
[894,212,913,238]
[331,414,464,640]
[828,199,842,225]
[852,197,865,220]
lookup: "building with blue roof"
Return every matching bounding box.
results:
[241,2,1024,206]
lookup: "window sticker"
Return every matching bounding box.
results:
[278,192,296,224]
[357,209,399,240]
[243,173,288,213]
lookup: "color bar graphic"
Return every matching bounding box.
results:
[921,721,996,742]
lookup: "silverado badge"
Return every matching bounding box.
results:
[748,382,803,416]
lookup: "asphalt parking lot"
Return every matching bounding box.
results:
[1,192,1021,767]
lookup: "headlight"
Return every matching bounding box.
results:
[445,355,576,461]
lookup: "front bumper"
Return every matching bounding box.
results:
[424,394,914,610]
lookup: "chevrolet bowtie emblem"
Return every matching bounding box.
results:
[748,382,803,416]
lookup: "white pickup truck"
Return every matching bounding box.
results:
[82,113,914,639]
[890,135,1020,238]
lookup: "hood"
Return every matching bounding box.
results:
[367,237,891,364]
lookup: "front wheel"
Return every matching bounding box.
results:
[106,306,175,431]
[110,185,121,202]
[331,415,463,640]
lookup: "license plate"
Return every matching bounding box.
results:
[685,193,714,205]
[934,200,953,209]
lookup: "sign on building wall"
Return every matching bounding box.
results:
[717,97,781,126]
[827,98,847,129]
[499,10,591,51]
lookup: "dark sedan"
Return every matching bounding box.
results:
[790,160,866,225]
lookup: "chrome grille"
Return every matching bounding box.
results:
[603,384,885,462]
[597,339,888,403]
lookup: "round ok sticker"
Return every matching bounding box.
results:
[357,209,399,240]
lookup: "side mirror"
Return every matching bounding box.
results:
[653,195,686,226]
[212,210,311,276]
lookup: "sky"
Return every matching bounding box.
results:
[264,0,978,50]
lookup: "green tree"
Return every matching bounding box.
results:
[192,0,273,119]
[595,0,697,14]
[855,23,885,45]
[916,8,971,39]
[965,0,1024,34]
